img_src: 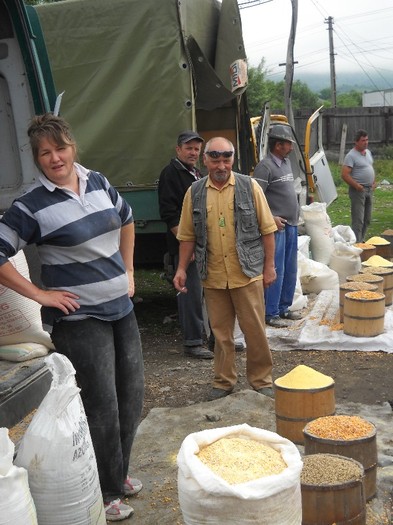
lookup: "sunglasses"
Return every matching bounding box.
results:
[205,150,234,159]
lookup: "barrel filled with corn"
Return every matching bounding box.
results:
[338,282,378,323]
[303,415,377,501]
[353,242,376,262]
[343,290,385,337]
[360,265,393,306]
[301,453,366,525]
[274,365,335,445]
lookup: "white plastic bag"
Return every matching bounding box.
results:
[15,353,105,525]
[301,202,335,265]
[332,225,356,245]
[290,275,308,311]
[329,242,362,284]
[0,428,38,525]
[177,423,302,525]
[298,252,339,294]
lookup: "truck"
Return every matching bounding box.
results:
[0,0,254,426]
[30,0,255,265]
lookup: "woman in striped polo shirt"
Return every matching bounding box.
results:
[0,113,144,521]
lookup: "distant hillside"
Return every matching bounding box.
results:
[293,71,393,94]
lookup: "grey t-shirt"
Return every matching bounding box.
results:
[253,152,299,225]
[343,148,374,186]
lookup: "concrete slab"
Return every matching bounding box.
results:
[125,391,393,524]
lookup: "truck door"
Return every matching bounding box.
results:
[0,0,56,212]
[304,106,338,206]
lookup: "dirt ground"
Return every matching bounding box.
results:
[133,272,393,421]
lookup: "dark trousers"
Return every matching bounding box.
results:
[174,256,205,346]
[51,311,144,501]
[349,185,373,242]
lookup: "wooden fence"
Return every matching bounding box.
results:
[273,107,393,153]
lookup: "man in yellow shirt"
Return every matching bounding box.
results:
[173,137,277,400]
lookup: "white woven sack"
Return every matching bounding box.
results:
[301,202,335,265]
[0,428,38,525]
[329,242,362,284]
[0,251,54,354]
[15,353,105,525]
[177,423,302,525]
[332,225,356,245]
[298,252,339,294]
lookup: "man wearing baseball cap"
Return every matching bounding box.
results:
[158,131,213,359]
[253,124,302,328]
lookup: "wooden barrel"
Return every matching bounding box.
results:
[301,454,366,525]
[373,243,391,259]
[274,383,335,445]
[303,418,377,501]
[353,243,376,262]
[343,291,385,337]
[360,266,393,306]
[346,273,384,294]
[339,282,378,323]
[381,229,393,259]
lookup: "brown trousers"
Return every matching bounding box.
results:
[204,280,273,390]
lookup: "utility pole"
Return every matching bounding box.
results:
[283,0,297,129]
[325,16,337,108]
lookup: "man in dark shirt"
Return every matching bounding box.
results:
[158,131,213,359]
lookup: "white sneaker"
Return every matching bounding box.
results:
[123,475,143,496]
[104,499,134,521]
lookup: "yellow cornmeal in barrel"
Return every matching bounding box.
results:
[274,365,333,389]
[366,236,390,245]
[307,415,374,440]
[362,255,393,267]
[197,437,287,484]
[346,290,384,300]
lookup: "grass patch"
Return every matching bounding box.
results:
[325,160,393,239]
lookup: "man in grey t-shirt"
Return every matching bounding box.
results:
[341,129,376,242]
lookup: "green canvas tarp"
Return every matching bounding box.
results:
[35,0,248,187]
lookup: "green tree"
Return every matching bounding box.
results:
[246,60,270,116]
[337,90,362,107]
[247,63,320,115]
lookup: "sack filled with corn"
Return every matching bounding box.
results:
[177,423,302,525]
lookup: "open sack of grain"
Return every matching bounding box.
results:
[177,423,303,525]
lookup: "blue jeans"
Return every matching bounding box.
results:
[265,225,298,319]
[51,311,144,501]
[175,257,204,346]
[349,186,373,242]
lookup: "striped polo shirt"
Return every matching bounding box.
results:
[0,163,133,331]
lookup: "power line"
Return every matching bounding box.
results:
[238,0,272,10]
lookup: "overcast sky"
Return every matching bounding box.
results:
[240,0,393,87]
